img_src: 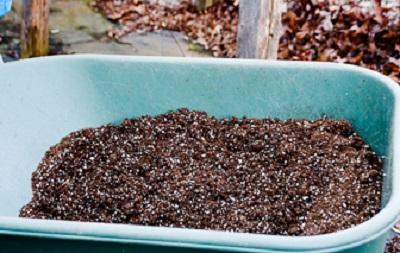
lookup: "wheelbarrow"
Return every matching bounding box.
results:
[0,55,399,253]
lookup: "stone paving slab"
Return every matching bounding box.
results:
[52,30,95,45]
[49,0,112,35]
[64,41,135,55]
[48,0,210,58]
[120,30,211,57]
[120,31,183,56]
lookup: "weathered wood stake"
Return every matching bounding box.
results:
[20,0,50,58]
[236,0,282,59]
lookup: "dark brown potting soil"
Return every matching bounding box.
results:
[20,108,383,236]
[386,235,400,253]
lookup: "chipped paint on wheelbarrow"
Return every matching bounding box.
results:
[0,55,399,253]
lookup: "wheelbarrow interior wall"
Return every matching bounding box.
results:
[0,57,395,217]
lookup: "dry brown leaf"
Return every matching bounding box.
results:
[285,11,298,31]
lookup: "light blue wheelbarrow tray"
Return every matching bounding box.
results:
[0,55,399,253]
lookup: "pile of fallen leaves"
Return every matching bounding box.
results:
[279,0,400,83]
[93,0,399,83]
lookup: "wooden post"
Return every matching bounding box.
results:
[236,0,282,59]
[20,0,50,58]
